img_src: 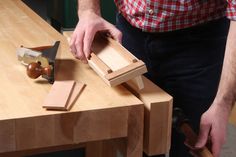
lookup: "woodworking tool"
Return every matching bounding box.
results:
[17,41,60,83]
[173,108,213,157]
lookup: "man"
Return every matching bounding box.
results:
[195,19,236,156]
[70,0,236,157]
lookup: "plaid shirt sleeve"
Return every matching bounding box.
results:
[227,0,236,20]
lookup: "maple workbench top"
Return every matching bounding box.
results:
[0,0,143,120]
[0,1,144,156]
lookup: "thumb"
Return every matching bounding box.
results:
[195,122,211,148]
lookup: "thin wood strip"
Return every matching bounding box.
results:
[108,65,147,87]
[104,61,145,80]
[89,53,112,75]
[66,82,86,111]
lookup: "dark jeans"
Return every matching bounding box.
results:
[116,14,230,157]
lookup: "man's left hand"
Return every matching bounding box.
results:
[193,102,231,157]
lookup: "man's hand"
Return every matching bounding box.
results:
[69,11,122,63]
[193,102,231,157]
[187,20,236,157]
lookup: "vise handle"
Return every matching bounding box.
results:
[27,62,52,79]
[173,108,213,157]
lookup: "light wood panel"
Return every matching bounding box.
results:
[42,80,75,110]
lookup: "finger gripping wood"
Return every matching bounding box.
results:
[27,62,51,79]
[181,123,213,157]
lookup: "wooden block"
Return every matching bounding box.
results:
[43,80,75,110]
[125,76,173,156]
[128,76,144,90]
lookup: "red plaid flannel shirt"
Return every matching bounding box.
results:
[114,0,236,32]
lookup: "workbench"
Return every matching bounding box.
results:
[0,1,172,157]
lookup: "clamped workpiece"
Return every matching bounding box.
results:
[17,41,60,83]
[173,108,213,157]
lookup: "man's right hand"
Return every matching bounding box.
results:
[69,11,122,63]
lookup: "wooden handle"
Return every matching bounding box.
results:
[181,123,213,157]
[27,62,52,79]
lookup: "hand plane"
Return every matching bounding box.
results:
[17,41,60,83]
